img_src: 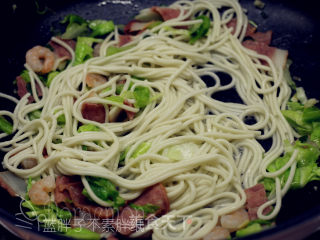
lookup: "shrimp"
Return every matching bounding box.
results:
[26,46,55,74]
[220,208,250,232]
[28,176,55,205]
[86,73,107,88]
[203,226,230,240]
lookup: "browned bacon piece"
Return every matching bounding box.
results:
[151,7,181,21]
[244,183,272,220]
[81,102,106,123]
[113,183,170,235]
[49,38,76,60]
[54,176,114,219]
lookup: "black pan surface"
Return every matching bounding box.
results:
[1,0,320,239]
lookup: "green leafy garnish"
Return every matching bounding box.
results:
[119,142,151,166]
[20,70,31,83]
[147,20,163,29]
[46,71,59,87]
[22,201,72,232]
[104,95,124,104]
[262,140,320,192]
[64,227,100,240]
[74,37,102,65]
[82,176,125,210]
[28,110,42,121]
[133,86,150,108]
[0,117,13,134]
[236,223,262,238]
[129,203,160,216]
[106,45,133,56]
[60,14,89,40]
[89,20,115,37]
[131,142,151,158]
[189,15,210,44]
[78,124,101,133]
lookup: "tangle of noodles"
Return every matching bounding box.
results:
[0,0,299,239]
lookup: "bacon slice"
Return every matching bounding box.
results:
[151,7,181,21]
[242,40,288,68]
[124,20,153,34]
[226,18,257,37]
[119,34,134,47]
[81,102,106,123]
[16,76,42,103]
[113,183,169,235]
[16,76,29,100]
[49,38,76,60]
[124,100,136,121]
[54,176,114,219]
[250,30,272,45]
[244,184,272,220]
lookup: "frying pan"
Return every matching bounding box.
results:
[1,0,320,239]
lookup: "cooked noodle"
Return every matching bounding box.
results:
[0,0,297,239]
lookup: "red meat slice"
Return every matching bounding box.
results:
[81,102,106,123]
[151,7,181,21]
[244,183,272,220]
[54,176,114,219]
[113,183,169,235]
[49,38,76,60]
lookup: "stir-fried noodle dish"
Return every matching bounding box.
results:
[1,0,320,239]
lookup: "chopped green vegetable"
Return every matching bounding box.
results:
[131,75,146,80]
[287,101,304,111]
[61,14,89,40]
[119,147,130,163]
[78,124,100,133]
[163,142,200,161]
[302,107,320,123]
[61,22,89,40]
[282,109,312,136]
[28,110,42,121]
[119,142,151,166]
[131,142,151,158]
[262,140,320,192]
[0,117,13,134]
[236,223,262,237]
[89,20,115,37]
[106,45,133,56]
[46,71,59,87]
[117,81,134,95]
[311,122,320,145]
[164,26,190,38]
[61,14,86,25]
[133,86,150,108]
[64,227,100,240]
[147,20,162,29]
[130,203,160,216]
[74,37,102,65]
[189,15,210,44]
[104,95,124,104]
[57,114,66,126]
[22,200,71,233]
[20,70,31,83]
[82,176,125,210]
